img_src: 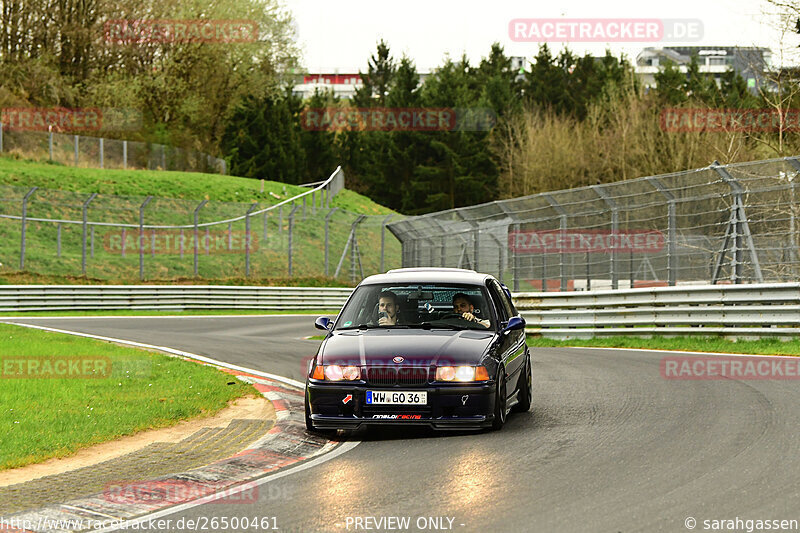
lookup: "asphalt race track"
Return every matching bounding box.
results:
[5,316,800,533]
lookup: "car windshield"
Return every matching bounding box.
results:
[335,283,494,331]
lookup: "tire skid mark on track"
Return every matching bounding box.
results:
[0,321,357,533]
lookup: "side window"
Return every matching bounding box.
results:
[487,282,509,323]
[492,280,515,320]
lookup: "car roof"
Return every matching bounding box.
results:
[358,268,495,286]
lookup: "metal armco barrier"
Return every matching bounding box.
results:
[515,283,800,339]
[4,284,800,342]
[0,286,354,312]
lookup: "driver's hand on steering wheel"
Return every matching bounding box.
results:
[461,312,478,322]
[460,312,490,328]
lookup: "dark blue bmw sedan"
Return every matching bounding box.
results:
[305,268,531,432]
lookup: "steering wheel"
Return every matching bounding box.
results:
[437,312,472,322]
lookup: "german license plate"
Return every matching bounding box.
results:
[366,390,427,405]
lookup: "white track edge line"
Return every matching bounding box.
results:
[91,440,360,533]
[0,320,360,532]
[0,321,305,388]
[545,345,800,359]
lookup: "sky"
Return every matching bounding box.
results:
[284,0,799,73]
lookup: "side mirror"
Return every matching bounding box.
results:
[502,316,525,335]
[314,317,333,331]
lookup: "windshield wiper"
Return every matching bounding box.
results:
[417,322,469,331]
[337,324,411,330]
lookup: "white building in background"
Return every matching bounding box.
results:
[293,72,433,100]
[293,73,363,100]
[635,46,772,91]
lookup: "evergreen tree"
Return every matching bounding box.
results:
[685,54,717,104]
[221,90,305,183]
[300,88,339,180]
[654,59,687,105]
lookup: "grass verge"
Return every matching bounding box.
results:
[0,323,256,470]
[526,335,800,356]
[0,272,354,287]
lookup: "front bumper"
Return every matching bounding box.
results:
[306,380,495,430]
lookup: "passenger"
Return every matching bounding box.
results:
[452,293,490,328]
[377,290,400,326]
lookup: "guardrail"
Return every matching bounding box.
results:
[4,283,799,341]
[515,283,800,339]
[0,285,354,312]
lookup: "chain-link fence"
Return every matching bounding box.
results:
[0,168,403,281]
[388,156,800,291]
[0,126,226,174]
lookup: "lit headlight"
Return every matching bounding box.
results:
[322,365,361,381]
[455,366,476,381]
[435,365,489,382]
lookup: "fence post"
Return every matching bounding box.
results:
[311,191,316,216]
[279,205,283,237]
[123,140,127,169]
[592,185,618,289]
[19,187,38,270]
[48,127,53,160]
[228,222,233,251]
[121,228,126,257]
[161,144,166,170]
[81,192,97,275]
[711,162,763,284]
[287,204,300,276]
[380,214,393,273]
[648,177,677,286]
[74,135,79,166]
[302,195,307,220]
[513,223,520,292]
[335,215,365,280]
[139,196,152,280]
[245,203,258,278]
[324,208,338,277]
[99,138,104,169]
[544,194,568,291]
[193,200,208,276]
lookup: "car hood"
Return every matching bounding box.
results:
[320,329,496,367]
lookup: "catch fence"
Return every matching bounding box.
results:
[0,167,403,281]
[388,157,800,291]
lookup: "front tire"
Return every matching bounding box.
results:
[492,368,507,431]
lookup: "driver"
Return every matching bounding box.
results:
[377,290,400,326]
[452,293,490,328]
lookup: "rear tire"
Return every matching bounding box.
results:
[492,368,507,431]
[514,352,532,413]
